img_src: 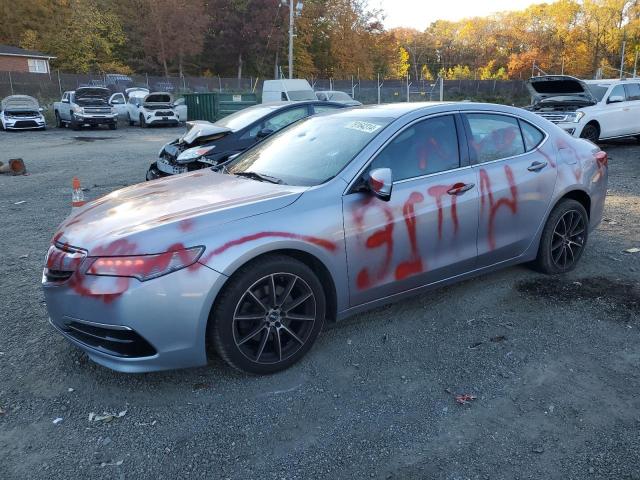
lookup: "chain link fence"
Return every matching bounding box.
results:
[0,71,531,108]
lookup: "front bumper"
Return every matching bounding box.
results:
[550,121,582,137]
[146,118,180,126]
[3,116,46,129]
[74,114,118,126]
[43,254,228,372]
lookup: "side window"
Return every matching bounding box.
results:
[624,83,640,101]
[608,84,626,102]
[111,94,125,104]
[245,106,309,139]
[371,115,460,181]
[519,120,544,151]
[281,92,288,101]
[314,104,342,114]
[465,113,525,163]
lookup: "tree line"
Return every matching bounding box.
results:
[1,0,638,81]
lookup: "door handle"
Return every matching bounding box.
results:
[527,161,547,172]
[447,182,475,195]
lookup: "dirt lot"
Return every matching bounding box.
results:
[0,125,639,480]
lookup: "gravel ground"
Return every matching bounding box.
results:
[0,126,639,480]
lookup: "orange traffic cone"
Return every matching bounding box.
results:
[72,177,86,208]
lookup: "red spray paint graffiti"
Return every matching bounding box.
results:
[479,165,518,250]
[427,184,459,239]
[395,192,424,280]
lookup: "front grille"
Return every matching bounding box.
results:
[537,113,569,123]
[45,269,74,282]
[84,107,111,114]
[61,321,157,358]
[14,120,39,128]
[44,244,86,283]
[155,111,174,117]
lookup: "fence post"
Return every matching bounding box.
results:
[8,71,14,95]
[439,75,443,101]
[145,73,149,89]
[57,70,62,97]
[377,73,381,105]
[218,76,222,92]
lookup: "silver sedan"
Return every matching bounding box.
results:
[43,102,608,374]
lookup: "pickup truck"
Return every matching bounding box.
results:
[527,75,640,142]
[53,87,118,130]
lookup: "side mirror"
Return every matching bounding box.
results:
[608,95,624,103]
[256,128,274,138]
[39,107,45,112]
[366,168,393,201]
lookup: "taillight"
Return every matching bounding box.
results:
[86,246,204,281]
[595,150,608,167]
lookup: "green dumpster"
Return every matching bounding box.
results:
[183,92,258,122]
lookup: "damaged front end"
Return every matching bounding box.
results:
[525,75,596,124]
[148,121,232,180]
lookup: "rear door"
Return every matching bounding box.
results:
[463,112,557,266]
[623,82,640,135]
[343,113,479,306]
[599,84,629,138]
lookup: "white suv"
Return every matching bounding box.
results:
[527,75,640,142]
[126,92,179,128]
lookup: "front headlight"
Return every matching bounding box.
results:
[176,145,215,164]
[571,111,585,123]
[72,106,83,114]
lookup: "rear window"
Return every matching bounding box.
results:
[287,90,317,101]
[519,120,545,151]
[465,113,525,163]
[624,83,640,101]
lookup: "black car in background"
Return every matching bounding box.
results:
[146,100,347,180]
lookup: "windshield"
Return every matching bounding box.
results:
[214,105,278,131]
[226,114,393,186]
[287,90,316,101]
[587,84,609,101]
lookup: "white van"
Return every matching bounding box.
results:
[262,79,316,103]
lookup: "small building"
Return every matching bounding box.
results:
[0,45,56,74]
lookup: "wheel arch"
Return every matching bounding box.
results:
[558,188,591,218]
[581,119,600,137]
[207,247,339,327]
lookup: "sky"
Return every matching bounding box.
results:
[377,0,545,30]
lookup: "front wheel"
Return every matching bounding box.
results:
[533,199,589,274]
[210,255,326,374]
[109,122,117,130]
[139,114,146,128]
[580,123,599,143]
[128,114,134,127]
[55,112,63,128]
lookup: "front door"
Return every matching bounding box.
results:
[462,113,558,266]
[343,114,479,307]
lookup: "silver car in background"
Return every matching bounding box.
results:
[43,103,608,374]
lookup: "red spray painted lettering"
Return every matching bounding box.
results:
[479,165,518,250]
[427,184,459,239]
[395,192,424,280]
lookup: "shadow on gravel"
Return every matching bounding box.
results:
[517,276,640,315]
[72,136,119,142]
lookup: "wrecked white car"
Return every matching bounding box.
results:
[126,92,179,128]
[1,95,46,130]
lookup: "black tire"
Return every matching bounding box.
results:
[70,118,80,131]
[128,114,134,127]
[533,199,589,274]
[55,112,63,128]
[109,122,117,130]
[580,123,599,143]
[210,255,326,374]
[145,163,162,181]
[139,114,146,128]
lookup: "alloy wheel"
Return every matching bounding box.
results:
[232,273,316,365]
[551,209,585,269]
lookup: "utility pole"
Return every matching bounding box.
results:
[288,0,293,79]
[620,39,626,79]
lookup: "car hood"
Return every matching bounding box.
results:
[180,121,232,145]
[54,169,306,256]
[527,75,596,105]
[1,95,40,111]
[75,87,111,102]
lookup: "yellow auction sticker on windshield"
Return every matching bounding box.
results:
[345,121,382,133]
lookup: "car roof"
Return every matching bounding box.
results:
[583,78,640,85]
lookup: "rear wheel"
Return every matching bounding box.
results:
[210,255,326,374]
[533,199,588,274]
[580,123,599,143]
